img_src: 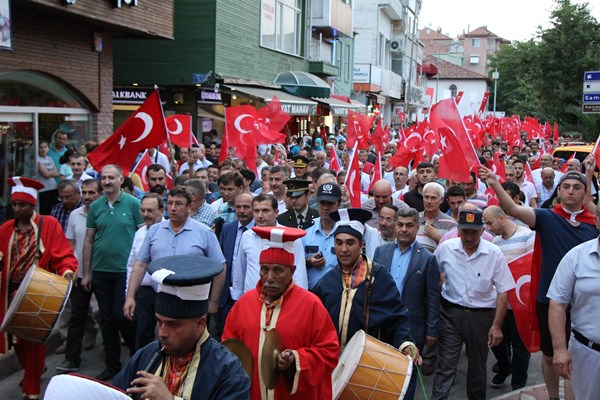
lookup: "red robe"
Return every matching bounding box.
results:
[0,212,78,353]
[223,281,340,400]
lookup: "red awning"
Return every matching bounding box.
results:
[331,94,352,103]
[418,62,438,77]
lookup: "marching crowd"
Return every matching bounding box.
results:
[1,125,600,400]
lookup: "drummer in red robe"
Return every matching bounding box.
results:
[0,177,77,400]
[223,226,340,400]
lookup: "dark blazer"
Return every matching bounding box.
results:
[218,220,240,309]
[373,240,440,346]
[276,207,319,230]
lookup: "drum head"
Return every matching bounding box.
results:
[45,374,130,400]
[332,330,366,399]
[0,266,37,331]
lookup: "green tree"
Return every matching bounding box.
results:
[490,0,600,138]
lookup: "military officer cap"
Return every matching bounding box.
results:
[284,179,312,198]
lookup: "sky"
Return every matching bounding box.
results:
[419,0,600,42]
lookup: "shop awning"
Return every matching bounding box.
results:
[312,96,363,116]
[273,71,331,98]
[226,85,317,115]
[197,108,225,122]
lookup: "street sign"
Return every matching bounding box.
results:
[583,82,600,92]
[583,93,600,103]
[583,104,600,113]
[582,71,600,113]
[584,71,600,81]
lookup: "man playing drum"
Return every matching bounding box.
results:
[312,208,421,400]
[0,177,77,400]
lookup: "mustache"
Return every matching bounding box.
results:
[264,284,280,290]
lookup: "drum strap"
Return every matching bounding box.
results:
[35,216,43,266]
[363,257,374,336]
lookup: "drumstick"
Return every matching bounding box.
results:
[129,345,166,399]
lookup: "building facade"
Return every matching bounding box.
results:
[0,0,173,205]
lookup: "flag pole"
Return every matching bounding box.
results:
[344,142,359,186]
[155,86,174,167]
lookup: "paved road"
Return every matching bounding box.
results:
[0,334,554,400]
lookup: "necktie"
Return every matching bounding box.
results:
[297,214,304,228]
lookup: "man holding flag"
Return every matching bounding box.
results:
[479,162,598,400]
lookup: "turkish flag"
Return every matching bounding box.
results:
[345,145,362,208]
[88,90,167,174]
[522,117,543,141]
[492,152,506,183]
[484,185,499,206]
[478,92,490,114]
[524,162,535,185]
[368,152,382,192]
[165,173,174,190]
[463,116,485,149]
[347,110,374,150]
[420,121,439,158]
[455,91,464,104]
[388,125,423,168]
[166,115,195,148]
[130,150,152,192]
[437,127,472,182]
[591,132,600,169]
[507,251,540,353]
[224,97,289,171]
[329,145,341,173]
[430,99,480,170]
[371,119,390,154]
[553,122,560,143]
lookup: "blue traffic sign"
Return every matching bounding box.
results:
[584,71,600,81]
[583,93,600,103]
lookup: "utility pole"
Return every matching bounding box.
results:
[492,69,499,115]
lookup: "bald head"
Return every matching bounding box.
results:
[459,202,480,213]
[373,180,393,210]
[566,158,581,171]
[482,205,512,236]
[540,153,553,168]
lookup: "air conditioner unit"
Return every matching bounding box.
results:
[390,36,404,53]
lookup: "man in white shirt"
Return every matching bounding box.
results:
[56,179,102,372]
[230,193,307,299]
[125,193,165,350]
[431,209,515,400]
[147,147,170,175]
[513,158,537,207]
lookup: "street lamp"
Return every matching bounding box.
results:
[492,69,500,115]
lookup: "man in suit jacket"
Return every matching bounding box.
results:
[277,179,319,229]
[373,206,440,351]
[215,192,254,340]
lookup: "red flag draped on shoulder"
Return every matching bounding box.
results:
[88,90,167,174]
[346,110,374,150]
[345,144,362,208]
[223,97,290,172]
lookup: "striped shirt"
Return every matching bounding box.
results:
[492,225,535,263]
[417,211,457,253]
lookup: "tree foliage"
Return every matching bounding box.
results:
[489,0,600,139]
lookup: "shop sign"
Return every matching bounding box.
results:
[198,90,222,104]
[280,103,316,115]
[62,0,138,7]
[113,87,151,104]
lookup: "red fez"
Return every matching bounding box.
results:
[8,177,45,206]
[253,226,306,267]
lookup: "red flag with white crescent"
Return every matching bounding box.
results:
[478,92,490,114]
[507,251,540,353]
[166,115,197,148]
[368,152,382,192]
[347,110,374,150]
[88,90,167,174]
[329,145,341,173]
[130,150,152,192]
[345,144,362,208]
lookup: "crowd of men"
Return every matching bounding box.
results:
[1,126,599,400]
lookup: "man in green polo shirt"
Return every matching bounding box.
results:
[82,164,143,381]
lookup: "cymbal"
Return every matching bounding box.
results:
[261,328,282,390]
[222,339,254,378]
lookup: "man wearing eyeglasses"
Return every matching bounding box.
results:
[123,186,226,346]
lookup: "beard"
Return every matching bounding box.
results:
[150,184,166,194]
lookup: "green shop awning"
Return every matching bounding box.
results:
[274,71,331,98]
[227,85,318,115]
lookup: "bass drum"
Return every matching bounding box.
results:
[332,330,413,400]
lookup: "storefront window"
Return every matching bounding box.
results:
[0,71,92,216]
